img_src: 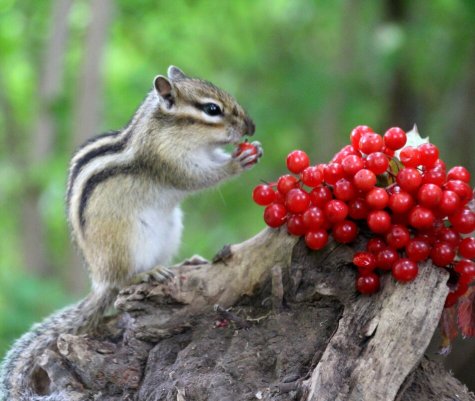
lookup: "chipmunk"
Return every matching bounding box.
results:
[0,66,262,400]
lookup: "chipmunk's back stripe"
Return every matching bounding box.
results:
[76,130,120,151]
[78,165,136,229]
[67,131,132,204]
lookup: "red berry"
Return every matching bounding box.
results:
[433,159,447,171]
[459,237,475,259]
[385,224,410,249]
[454,259,475,284]
[444,180,473,205]
[348,198,369,220]
[408,206,435,230]
[405,238,431,262]
[365,187,389,210]
[449,207,475,234]
[342,155,365,176]
[397,168,423,193]
[324,200,349,224]
[366,237,387,254]
[310,185,333,208]
[356,273,380,294]
[300,166,323,187]
[353,251,377,271]
[417,183,443,208]
[273,192,285,204]
[353,169,377,191]
[353,252,376,270]
[382,146,395,157]
[236,142,258,164]
[332,145,358,164]
[277,174,299,195]
[430,242,456,267]
[286,150,310,174]
[388,192,415,214]
[324,163,345,185]
[287,214,307,236]
[422,167,446,187]
[447,166,471,183]
[332,220,358,244]
[392,258,418,282]
[305,229,329,250]
[264,204,287,228]
[383,127,407,150]
[399,146,421,168]
[376,248,399,270]
[303,207,326,230]
[333,178,357,201]
[438,190,461,216]
[285,188,311,214]
[365,152,389,175]
[418,143,439,167]
[359,133,384,154]
[435,227,460,248]
[367,210,392,234]
[350,125,373,150]
[252,184,276,206]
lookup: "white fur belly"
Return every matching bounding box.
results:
[130,206,183,274]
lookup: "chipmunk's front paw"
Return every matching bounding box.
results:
[132,266,174,284]
[233,141,263,169]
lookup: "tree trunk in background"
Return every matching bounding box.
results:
[444,44,475,175]
[314,0,359,161]
[0,71,22,160]
[385,0,418,129]
[72,0,113,147]
[67,0,114,293]
[22,0,73,277]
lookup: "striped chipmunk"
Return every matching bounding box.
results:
[0,66,262,400]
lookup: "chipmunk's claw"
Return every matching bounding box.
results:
[132,266,174,284]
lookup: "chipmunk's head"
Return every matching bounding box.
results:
[152,66,255,149]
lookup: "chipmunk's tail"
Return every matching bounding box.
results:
[0,288,117,401]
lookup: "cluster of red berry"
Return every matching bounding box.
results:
[252,126,475,306]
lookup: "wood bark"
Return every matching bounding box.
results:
[29,228,474,401]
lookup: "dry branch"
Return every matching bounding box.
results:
[31,228,474,401]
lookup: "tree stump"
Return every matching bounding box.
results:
[33,228,475,401]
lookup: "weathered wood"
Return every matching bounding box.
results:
[295,244,450,401]
[25,228,475,400]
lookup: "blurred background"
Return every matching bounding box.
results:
[0,0,474,390]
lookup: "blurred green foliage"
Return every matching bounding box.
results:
[0,0,474,360]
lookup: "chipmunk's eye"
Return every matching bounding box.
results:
[201,103,223,116]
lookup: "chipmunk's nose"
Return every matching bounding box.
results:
[245,118,255,136]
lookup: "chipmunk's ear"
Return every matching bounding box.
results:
[167,65,187,81]
[153,75,175,108]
